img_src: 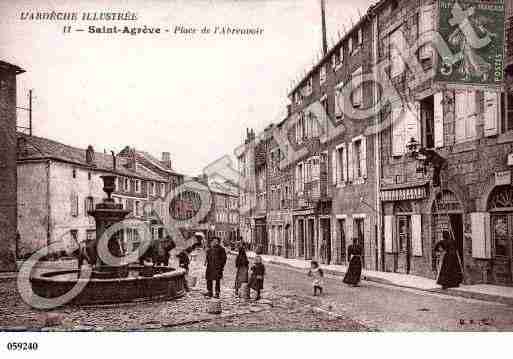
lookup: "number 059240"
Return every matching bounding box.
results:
[6,342,39,351]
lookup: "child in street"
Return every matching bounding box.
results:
[308,260,324,296]
[249,255,265,300]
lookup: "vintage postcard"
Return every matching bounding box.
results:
[1,0,513,352]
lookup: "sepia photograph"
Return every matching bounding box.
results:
[0,0,513,353]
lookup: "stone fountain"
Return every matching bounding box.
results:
[29,175,186,306]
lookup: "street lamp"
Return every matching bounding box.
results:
[405,137,446,187]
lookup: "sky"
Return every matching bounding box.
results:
[0,0,374,175]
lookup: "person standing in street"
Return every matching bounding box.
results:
[249,255,265,300]
[307,260,324,296]
[343,240,363,286]
[434,231,463,289]
[204,237,227,298]
[234,243,249,297]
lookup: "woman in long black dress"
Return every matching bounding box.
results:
[343,240,363,286]
[434,231,463,289]
[234,244,249,296]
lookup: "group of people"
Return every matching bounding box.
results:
[305,230,464,296]
[202,237,265,300]
[184,230,464,300]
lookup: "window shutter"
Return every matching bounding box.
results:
[348,142,354,181]
[484,91,499,137]
[405,102,421,145]
[335,84,344,118]
[392,104,405,156]
[343,146,348,182]
[434,92,444,148]
[411,214,422,256]
[352,67,363,108]
[466,91,477,140]
[361,136,367,179]
[332,150,338,185]
[384,215,395,253]
[471,212,491,259]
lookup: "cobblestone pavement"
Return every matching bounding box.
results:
[2,251,513,331]
[0,252,367,331]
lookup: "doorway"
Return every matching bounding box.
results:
[397,215,411,274]
[337,218,346,264]
[297,219,305,258]
[320,218,331,264]
[450,214,464,267]
[308,219,315,259]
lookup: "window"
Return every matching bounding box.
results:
[352,67,363,108]
[390,28,406,78]
[72,169,77,179]
[354,139,363,179]
[124,178,129,192]
[331,53,338,68]
[392,102,420,156]
[85,196,94,214]
[418,5,434,64]
[501,92,513,133]
[135,180,141,193]
[421,96,435,148]
[320,65,327,84]
[134,200,140,216]
[348,36,353,55]
[340,44,344,64]
[70,229,78,242]
[335,81,345,119]
[71,193,79,217]
[455,90,477,143]
[296,163,304,193]
[161,183,165,196]
[333,144,347,185]
[357,28,363,46]
[88,172,92,181]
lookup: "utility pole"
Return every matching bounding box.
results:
[29,89,32,136]
[321,0,328,56]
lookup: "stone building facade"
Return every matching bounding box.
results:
[285,13,379,268]
[17,134,184,257]
[374,0,511,285]
[235,0,511,286]
[0,61,24,271]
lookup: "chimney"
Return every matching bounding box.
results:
[321,0,328,56]
[128,147,137,171]
[85,145,95,165]
[161,152,173,169]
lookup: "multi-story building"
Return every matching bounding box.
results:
[373,0,512,285]
[285,12,379,268]
[209,181,239,247]
[0,60,24,271]
[16,134,183,257]
[267,122,294,257]
[237,129,257,249]
[237,0,512,288]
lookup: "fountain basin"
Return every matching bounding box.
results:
[30,265,186,306]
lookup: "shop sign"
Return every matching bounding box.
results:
[495,170,511,186]
[380,186,427,202]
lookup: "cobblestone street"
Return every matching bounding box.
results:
[2,253,513,331]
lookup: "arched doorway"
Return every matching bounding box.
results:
[431,190,464,271]
[488,185,513,285]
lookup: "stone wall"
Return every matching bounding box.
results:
[0,68,17,270]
